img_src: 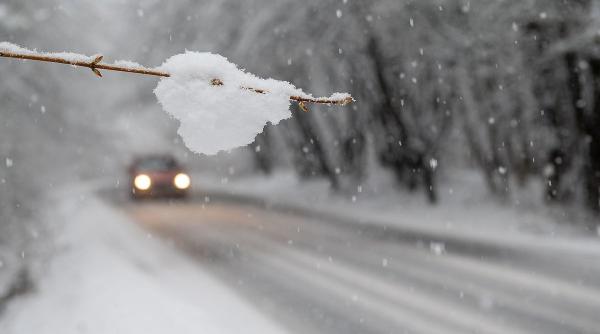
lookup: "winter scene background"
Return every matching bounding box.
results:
[1,1,600,333]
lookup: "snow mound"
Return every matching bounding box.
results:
[154,51,307,155]
[0,192,286,334]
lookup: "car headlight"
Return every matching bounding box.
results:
[174,173,191,189]
[134,174,152,190]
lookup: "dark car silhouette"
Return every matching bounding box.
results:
[129,155,191,199]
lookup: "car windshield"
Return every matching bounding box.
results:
[136,158,177,171]
[1,2,600,334]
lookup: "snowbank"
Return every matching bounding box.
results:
[0,189,287,334]
[189,170,600,256]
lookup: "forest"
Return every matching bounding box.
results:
[153,0,598,211]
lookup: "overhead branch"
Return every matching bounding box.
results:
[0,49,354,107]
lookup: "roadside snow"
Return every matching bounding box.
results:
[189,170,600,257]
[0,188,287,334]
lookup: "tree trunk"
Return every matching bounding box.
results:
[585,58,600,211]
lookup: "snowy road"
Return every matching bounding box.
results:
[125,199,600,334]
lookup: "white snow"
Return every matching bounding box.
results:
[0,186,287,334]
[112,59,146,70]
[0,42,94,63]
[188,170,600,257]
[154,52,299,155]
[325,92,353,101]
[155,51,339,155]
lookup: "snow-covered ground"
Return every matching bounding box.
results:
[1,169,598,334]
[191,169,600,256]
[0,185,287,334]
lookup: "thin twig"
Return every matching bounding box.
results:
[0,50,354,106]
[0,51,169,77]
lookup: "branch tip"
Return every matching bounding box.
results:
[299,101,309,112]
[211,78,224,86]
[92,55,103,65]
[91,68,102,77]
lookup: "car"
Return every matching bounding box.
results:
[129,155,191,199]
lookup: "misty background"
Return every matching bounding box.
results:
[1,0,600,301]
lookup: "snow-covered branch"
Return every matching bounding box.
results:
[1,42,354,155]
[0,42,354,107]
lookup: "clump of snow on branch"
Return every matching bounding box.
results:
[0,41,94,63]
[155,52,312,155]
[112,60,146,70]
[1,42,353,156]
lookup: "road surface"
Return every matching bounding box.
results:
[123,198,600,334]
